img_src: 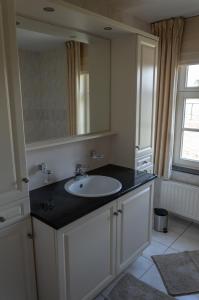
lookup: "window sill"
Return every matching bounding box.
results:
[172,165,199,176]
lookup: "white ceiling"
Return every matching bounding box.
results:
[110,0,199,23]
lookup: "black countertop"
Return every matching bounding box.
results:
[30,164,156,230]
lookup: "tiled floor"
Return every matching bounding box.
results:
[95,215,199,300]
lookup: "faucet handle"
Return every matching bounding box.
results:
[90,150,104,159]
[75,163,88,176]
[38,162,53,175]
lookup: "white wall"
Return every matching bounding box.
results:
[26,136,111,190]
[180,16,199,64]
[110,35,137,168]
[88,36,110,133]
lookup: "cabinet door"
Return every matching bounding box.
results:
[0,218,37,300]
[117,183,153,273]
[58,203,117,300]
[0,0,28,205]
[135,36,158,158]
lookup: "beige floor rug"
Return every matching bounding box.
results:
[106,274,174,300]
[152,250,199,296]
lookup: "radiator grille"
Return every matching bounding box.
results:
[160,181,199,221]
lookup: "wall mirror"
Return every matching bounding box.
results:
[16,19,111,146]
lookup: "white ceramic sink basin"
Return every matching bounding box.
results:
[64,175,122,197]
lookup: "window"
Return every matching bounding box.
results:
[173,65,199,170]
[77,72,90,135]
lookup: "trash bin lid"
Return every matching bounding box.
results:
[154,208,168,216]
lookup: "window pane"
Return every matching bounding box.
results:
[181,131,199,161]
[184,99,199,129]
[186,65,199,87]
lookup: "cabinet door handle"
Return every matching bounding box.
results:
[22,177,29,183]
[136,145,140,150]
[27,233,34,239]
[0,216,6,223]
[113,212,118,216]
[118,209,122,214]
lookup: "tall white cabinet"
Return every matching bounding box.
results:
[0,0,29,206]
[111,34,158,173]
[0,218,37,300]
[0,1,36,299]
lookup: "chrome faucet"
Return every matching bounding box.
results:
[38,162,52,175]
[38,162,53,184]
[75,163,87,179]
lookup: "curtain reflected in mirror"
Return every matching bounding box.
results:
[66,41,90,136]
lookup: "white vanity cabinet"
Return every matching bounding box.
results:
[33,181,154,300]
[58,202,117,300]
[116,184,153,273]
[111,34,158,172]
[0,217,37,300]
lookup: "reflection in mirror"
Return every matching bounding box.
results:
[17,27,110,144]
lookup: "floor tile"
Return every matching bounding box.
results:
[94,295,105,300]
[164,247,179,254]
[182,223,199,241]
[140,265,168,293]
[176,294,199,300]
[172,235,199,252]
[152,229,180,247]
[102,273,125,297]
[125,256,153,279]
[168,215,191,234]
[142,240,168,261]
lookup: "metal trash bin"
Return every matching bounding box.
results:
[154,208,168,233]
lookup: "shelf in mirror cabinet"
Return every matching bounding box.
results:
[25,131,117,152]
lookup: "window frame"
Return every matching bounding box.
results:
[173,65,199,171]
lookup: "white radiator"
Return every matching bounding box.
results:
[160,180,199,221]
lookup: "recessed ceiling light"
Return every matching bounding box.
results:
[104,27,112,31]
[16,21,20,26]
[43,7,55,12]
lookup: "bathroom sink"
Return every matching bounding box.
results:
[64,175,122,197]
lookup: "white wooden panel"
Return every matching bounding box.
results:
[136,36,158,158]
[0,198,30,229]
[0,218,37,300]
[33,218,59,300]
[0,2,16,196]
[117,184,153,272]
[60,204,116,300]
[0,0,28,205]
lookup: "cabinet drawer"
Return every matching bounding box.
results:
[136,155,152,169]
[0,199,30,228]
[137,164,153,174]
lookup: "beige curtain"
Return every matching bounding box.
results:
[66,41,81,136]
[151,18,184,178]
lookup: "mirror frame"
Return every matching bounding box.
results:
[16,16,112,150]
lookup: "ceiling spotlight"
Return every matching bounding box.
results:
[43,7,55,12]
[104,27,112,31]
